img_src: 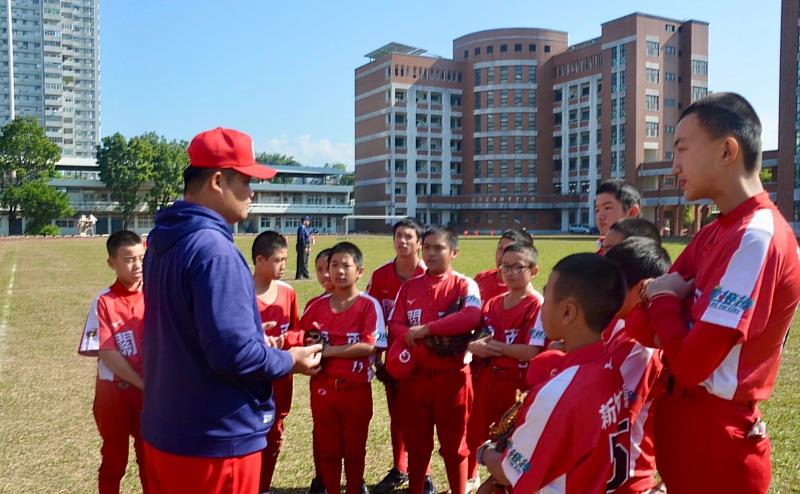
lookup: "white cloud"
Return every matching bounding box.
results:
[259,134,354,169]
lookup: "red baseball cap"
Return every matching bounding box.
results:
[187,127,277,179]
[385,339,420,382]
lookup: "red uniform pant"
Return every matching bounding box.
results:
[260,375,293,492]
[310,374,373,494]
[143,442,260,494]
[93,380,147,494]
[654,385,771,494]
[385,382,409,473]
[399,366,473,494]
[467,365,526,479]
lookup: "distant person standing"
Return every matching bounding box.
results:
[296,216,313,280]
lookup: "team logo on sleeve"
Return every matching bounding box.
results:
[709,285,754,317]
[504,445,531,474]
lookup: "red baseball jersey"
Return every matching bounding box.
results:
[389,269,482,369]
[304,291,331,314]
[502,342,629,494]
[256,280,302,348]
[669,192,800,401]
[366,259,426,322]
[602,318,664,493]
[475,268,507,304]
[301,293,387,382]
[481,292,544,369]
[78,281,145,382]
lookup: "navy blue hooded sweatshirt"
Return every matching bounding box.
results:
[141,201,294,457]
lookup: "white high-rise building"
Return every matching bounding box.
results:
[0,0,99,158]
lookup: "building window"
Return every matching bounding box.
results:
[475,92,482,109]
[529,44,536,52]
[528,65,536,83]
[487,66,495,83]
[691,59,708,76]
[665,72,676,81]
[515,65,523,81]
[691,86,708,101]
[475,47,481,56]
[500,44,508,53]
[664,45,677,55]
[487,45,494,54]
[500,67,508,83]
[646,95,659,111]
[487,113,495,129]
[487,91,494,107]
[665,125,675,134]
[514,90,522,106]
[646,68,660,84]
[500,91,508,106]
[500,113,508,130]
[464,50,468,59]
[514,43,522,52]
[515,113,522,130]
[544,45,551,53]
[666,24,676,32]
[474,68,481,86]
[646,40,660,57]
[646,121,659,137]
[665,98,677,108]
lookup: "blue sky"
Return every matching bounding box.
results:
[101,1,781,169]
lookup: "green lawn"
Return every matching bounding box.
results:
[0,235,797,493]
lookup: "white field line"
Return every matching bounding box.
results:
[0,253,17,370]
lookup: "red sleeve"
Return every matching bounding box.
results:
[283,290,304,348]
[648,295,740,388]
[525,350,566,388]
[623,305,659,348]
[97,297,116,351]
[389,283,410,340]
[427,277,482,336]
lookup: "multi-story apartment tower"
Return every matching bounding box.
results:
[0,0,100,158]
[779,0,800,231]
[355,13,709,233]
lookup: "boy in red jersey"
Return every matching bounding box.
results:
[603,237,670,493]
[474,229,534,303]
[478,253,629,493]
[594,180,641,238]
[630,93,800,493]
[251,231,303,494]
[389,226,482,494]
[301,242,387,494]
[467,243,544,489]
[78,231,148,494]
[367,219,431,494]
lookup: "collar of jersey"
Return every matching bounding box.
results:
[716,192,772,227]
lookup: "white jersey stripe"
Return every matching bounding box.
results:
[78,289,109,357]
[619,342,654,401]
[537,473,566,493]
[702,343,743,400]
[360,293,388,349]
[502,365,580,485]
[700,208,774,329]
[629,398,652,477]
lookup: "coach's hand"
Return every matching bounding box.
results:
[645,273,694,301]
[469,336,502,358]
[406,325,430,347]
[289,345,323,376]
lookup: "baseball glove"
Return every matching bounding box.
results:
[374,362,397,389]
[304,329,329,349]
[423,296,475,356]
[489,389,528,451]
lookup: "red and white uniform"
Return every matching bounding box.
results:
[631,193,800,492]
[468,293,544,467]
[389,269,481,494]
[475,268,508,304]
[503,342,629,494]
[256,280,301,493]
[602,319,663,494]
[366,258,426,474]
[301,293,386,494]
[79,281,148,494]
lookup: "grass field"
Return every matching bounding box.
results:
[0,234,797,493]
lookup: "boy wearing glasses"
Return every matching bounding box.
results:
[466,243,545,485]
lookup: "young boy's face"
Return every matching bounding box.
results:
[315,255,334,291]
[108,243,146,286]
[394,227,421,258]
[494,238,515,268]
[499,250,538,290]
[422,233,458,275]
[256,247,288,280]
[672,113,719,202]
[329,252,364,289]
[594,193,629,236]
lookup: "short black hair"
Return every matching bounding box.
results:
[502,242,539,267]
[604,237,671,288]
[551,253,627,332]
[422,225,458,250]
[315,248,332,264]
[251,230,288,263]
[500,228,533,246]
[183,166,237,195]
[329,241,364,268]
[596,180,641,211]
[107,230,142,258]
[610,218,661,245]
[680,92,762,174]
[393,218,423,241]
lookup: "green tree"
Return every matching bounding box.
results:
[0,117,61,232]
[256,152,300,166]
[96,133,155,229]
[143,133,188,213]
[18,180,73,234]
[325,162,355,186]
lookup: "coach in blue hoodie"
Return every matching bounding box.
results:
[141,128,322,493]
